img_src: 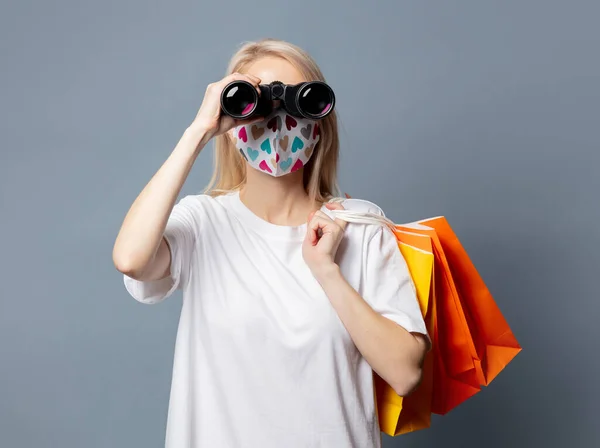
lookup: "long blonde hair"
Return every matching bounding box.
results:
[203,38,341,203]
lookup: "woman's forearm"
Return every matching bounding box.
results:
[315,265,428,396]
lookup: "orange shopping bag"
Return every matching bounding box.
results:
[334,197,521,436]
[419,217,522,385]
[397,222,484,414]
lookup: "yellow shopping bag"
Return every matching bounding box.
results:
[375,230,436,435]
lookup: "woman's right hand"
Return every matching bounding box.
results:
[190,72,264,141]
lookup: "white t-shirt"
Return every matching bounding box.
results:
[123,191,428,448]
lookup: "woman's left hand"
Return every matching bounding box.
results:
[302,202,347,277]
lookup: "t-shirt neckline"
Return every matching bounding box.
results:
[227,190,314,241]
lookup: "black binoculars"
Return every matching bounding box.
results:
[220,80,335,120]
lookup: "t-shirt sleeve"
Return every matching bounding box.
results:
[123,195,198,304]
[363,223,430,344]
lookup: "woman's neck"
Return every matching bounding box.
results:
[239,169,322,227]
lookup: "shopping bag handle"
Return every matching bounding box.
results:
[326,196,397,231]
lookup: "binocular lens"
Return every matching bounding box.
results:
[298,83,334,118]
[221,80,335,119]
[222,82,257,118]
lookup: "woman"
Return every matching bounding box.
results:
[113,38,430,448]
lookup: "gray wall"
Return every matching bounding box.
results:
[1,1,598,447]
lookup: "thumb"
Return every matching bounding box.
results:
[236,116,265,127]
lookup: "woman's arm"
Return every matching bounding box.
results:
[316,266,428,397]
[112,72,264,281]
[112,125,209,281]
[304,202,430,396]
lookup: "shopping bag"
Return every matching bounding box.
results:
[397,222,484,414]
[419,217,522,385]
[330,197,522,435]
[375,230,436,435]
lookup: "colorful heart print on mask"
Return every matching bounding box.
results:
[233,109,321,177]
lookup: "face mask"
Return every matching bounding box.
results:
[232,109,321,177]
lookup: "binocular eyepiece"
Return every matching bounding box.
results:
[220,80,335,120]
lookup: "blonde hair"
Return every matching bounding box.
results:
[203,38,341,203]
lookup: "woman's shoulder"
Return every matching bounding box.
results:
[173,192,232,217]
[176,192,389,221]
[337,196,386,217]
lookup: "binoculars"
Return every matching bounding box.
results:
[220,80,335,120]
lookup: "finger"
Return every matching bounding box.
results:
[325,201,344,210]
[245,73,262,84]
[314,209,346,233]
[235,115,265,127]
[305,220,318,245]
[224,72,255,83]
[304,210,318,244]
[311,212,342,237]
[224,72,262,93]
[324,202,348,230]
[305,212,326,245]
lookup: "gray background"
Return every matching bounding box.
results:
[1,0,598,447]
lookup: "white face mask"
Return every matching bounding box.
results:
[232,109,321,177]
